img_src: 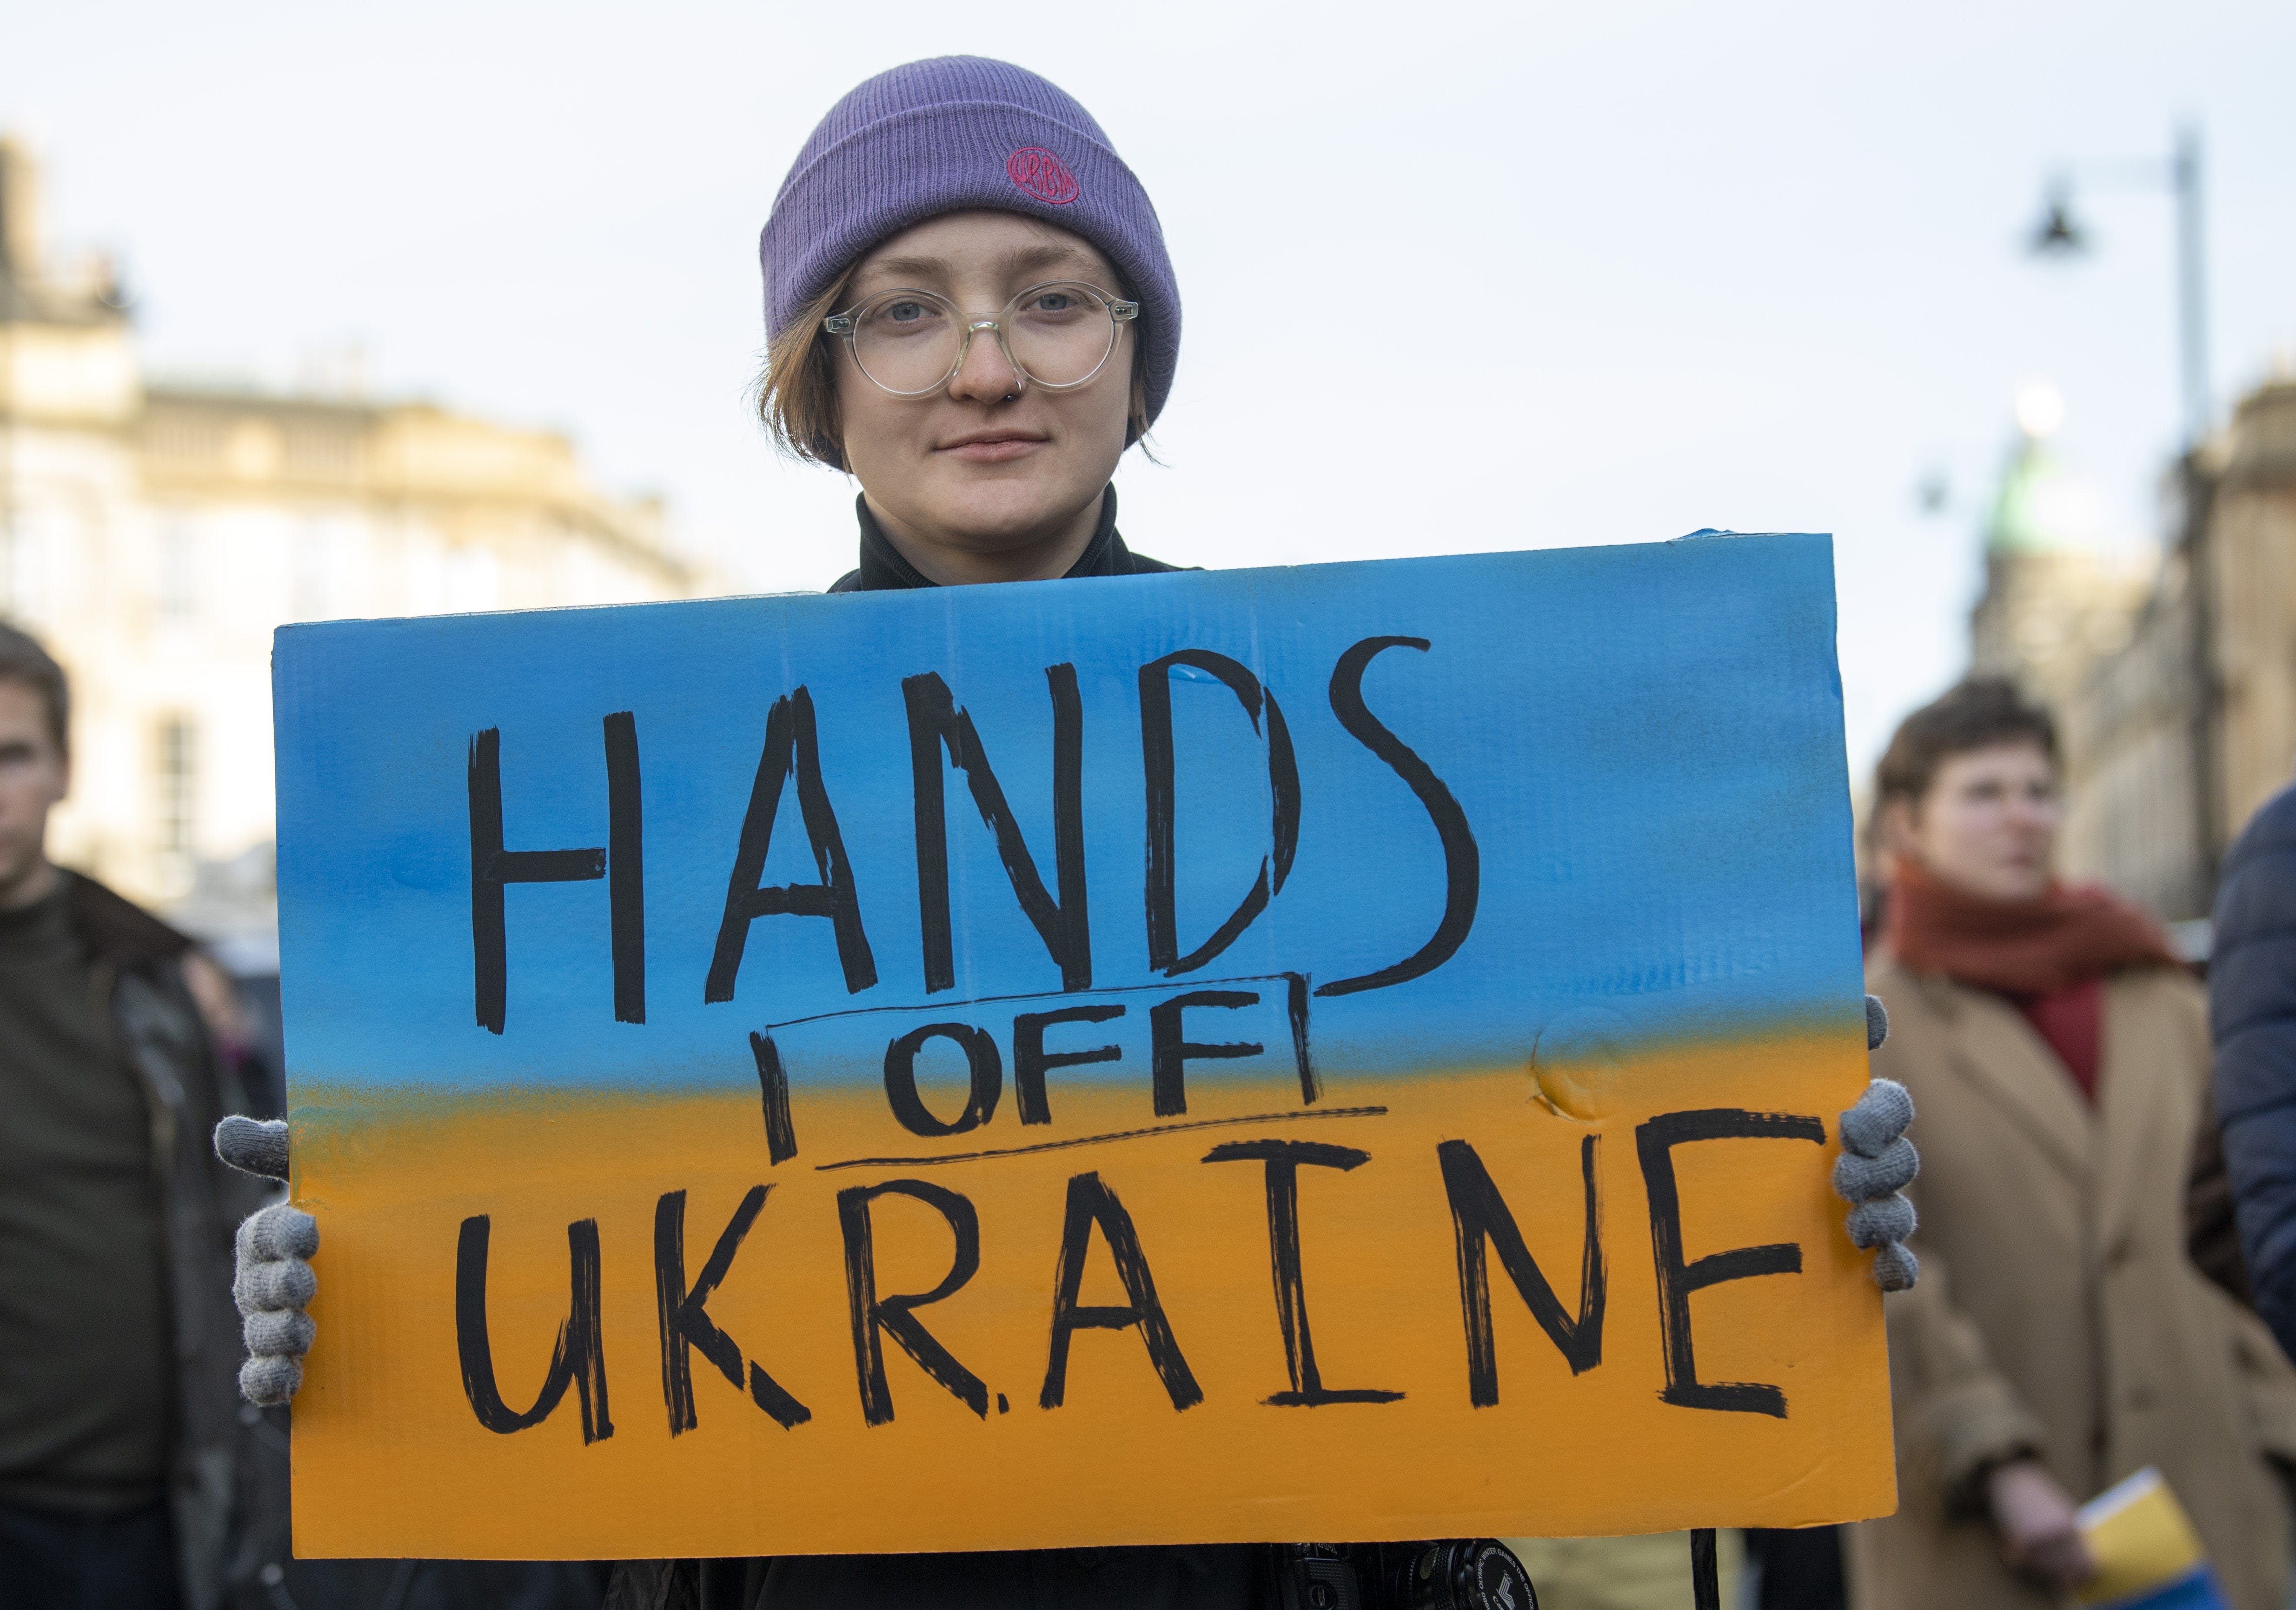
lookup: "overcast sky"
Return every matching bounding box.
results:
[6,0,2291,775]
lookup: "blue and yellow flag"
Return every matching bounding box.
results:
[2077,1468,2228,1610]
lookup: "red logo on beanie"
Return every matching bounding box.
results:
[1006,147,1080,206]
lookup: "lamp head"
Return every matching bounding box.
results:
[2030,185,2088,255]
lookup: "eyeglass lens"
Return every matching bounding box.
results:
[849,286,1119,394]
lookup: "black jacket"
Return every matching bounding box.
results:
[2212,782,2296,1358]
[51,874,265,1609]
[605,491,1267,1610]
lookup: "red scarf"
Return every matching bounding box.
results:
[1885,858,2180,995]
[1885,859,2180,1102]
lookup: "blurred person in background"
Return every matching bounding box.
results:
[0,622,264,1610]
[1852,678,2296,1610]
[2210,779,2296,1364]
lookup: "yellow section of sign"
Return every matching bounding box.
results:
[2077,1467,2210,1606]
[288,1029,1894,1559]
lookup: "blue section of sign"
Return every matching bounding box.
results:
[2094,1568,2231,1610]
[274,536,1860,1095]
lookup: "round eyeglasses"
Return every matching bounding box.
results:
[823,281,1139,399]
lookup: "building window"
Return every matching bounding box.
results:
[158,520,198,623]
[1,506,49,623]
[155,716,196,862]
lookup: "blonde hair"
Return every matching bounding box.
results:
[756,270,1153,472]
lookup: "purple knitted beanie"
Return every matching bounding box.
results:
[761,56,1181,426]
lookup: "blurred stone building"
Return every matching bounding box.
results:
[1971,374,2296,928]
[0,138,698,964]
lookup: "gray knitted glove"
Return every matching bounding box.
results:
[1834,995,1919,1292]
[216,1117,318,1405]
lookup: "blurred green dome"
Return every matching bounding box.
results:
[1985,388,2109,556]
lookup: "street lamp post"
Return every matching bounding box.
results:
[2026,123,2223,914]
[2174,126,2209,453]
[2028,124,2210,449]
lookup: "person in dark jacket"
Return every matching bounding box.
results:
[0,623,267,1610]
[2211,782,2296,1361]
[219,55,1920,1610]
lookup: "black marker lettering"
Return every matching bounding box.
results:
[904,665,1089,994]
[1315,639,1479,998]
[1203,1139,1402,1405]
[1137,651,1301,976]
[705,687,876,1004]
[604,712,645,1025]
[468,719,643,1034]
[1149,990,1262,1117]
[653,1187,810,1433]
[1039,1171,1202,1411]
[815,1104,1389,1173]
[883,1022,1002,1137]
[1634,1108,1825,1418]
[1284,971,1319,1104]
[749,1032,799,1164]
[1014,1004,1126,1125]
[454,1214,612,1443]
[836,1179,988,1425]
[1437,1136,1606,1406]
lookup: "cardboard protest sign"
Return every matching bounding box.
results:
[276,534,1894,1559]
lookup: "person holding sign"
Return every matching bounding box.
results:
[218,56,1921,1610]
[1853,680,2296,1610]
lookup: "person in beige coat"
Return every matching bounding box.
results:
[1849,679,2296,1610]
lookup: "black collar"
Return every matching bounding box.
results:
[65,871,192,972]
[830,486,1175,592]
